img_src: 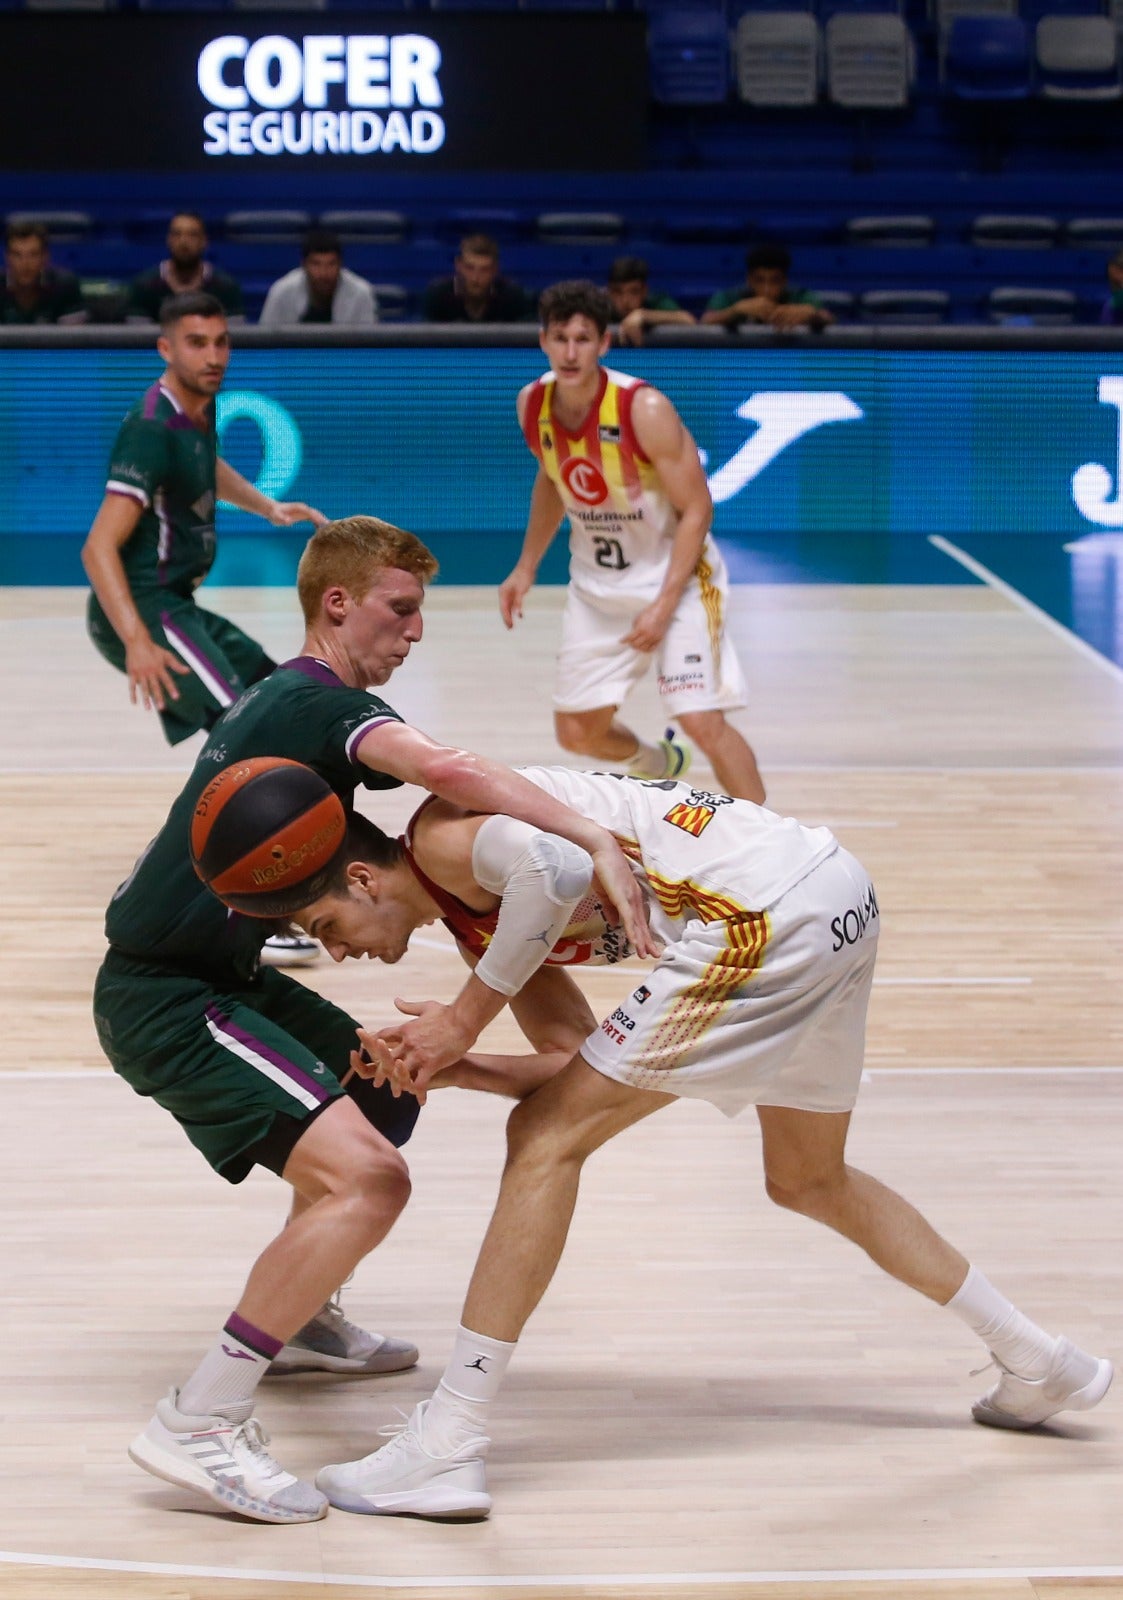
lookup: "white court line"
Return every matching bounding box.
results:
[2,1551,1123,1588]
[930,533,1123,687]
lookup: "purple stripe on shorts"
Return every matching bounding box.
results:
[161,611,239,705]
[224,1312,283,1361]
[278,655,345,687]
[205,1003,332,1105]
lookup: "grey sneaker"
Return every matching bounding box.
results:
[128,1388,327,1523]
[260,932,320,968]
[657,729,692,781]
[972,1337,1114,1431]
[316,1400,490,1520]
[267,1291,419,1377]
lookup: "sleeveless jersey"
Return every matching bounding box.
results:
[521,365,723,605]
[401,798,634,968]
[508,767,838,958]
[102,381,219,600]
[104,658,403,984]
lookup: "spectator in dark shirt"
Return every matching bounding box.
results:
[1,221,85,325]
[606,255,695,347]
[423,233,529,323]
[128,212,244,323]
[1099,249,1123,325]
[703,243,832,332]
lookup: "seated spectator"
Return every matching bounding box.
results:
[1099,249,1123,325]
[606,255,695,346]
[1,221,85,325]
[258,230,378,327]
[703,243,833,332]
[423,233,529,323]
[127,212,244,323]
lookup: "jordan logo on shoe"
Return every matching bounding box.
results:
[222,1345,258,1361]
[465,1356,490,1372]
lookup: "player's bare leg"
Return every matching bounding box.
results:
[676,708,765,803]
[554,706,687,780]
[756,1103,1112,1424]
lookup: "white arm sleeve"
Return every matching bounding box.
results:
[470,814,594,998]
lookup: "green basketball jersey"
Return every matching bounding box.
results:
[103,380,219,599]
[105,658,404,982]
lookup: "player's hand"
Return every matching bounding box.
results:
[589,844,663,961]
[498,566,534,629]
[616,309,647,348]
[621,600,673,654]
[358,1000,475,1105]
[268,501,327,527]
[124,632,190,712]
[768,303,814,331]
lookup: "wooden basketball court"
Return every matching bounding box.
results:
[1,580,1120,1600]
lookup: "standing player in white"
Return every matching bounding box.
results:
[203,764,1111,1517]
[499,280,765,803]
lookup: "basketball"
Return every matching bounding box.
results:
[189,756,347,918]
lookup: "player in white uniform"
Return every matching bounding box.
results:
[207,762,1111,1518]
[501,280,765,803]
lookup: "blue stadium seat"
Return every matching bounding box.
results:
[1064,216,1123,248]
[942,16,1033,98]
[859,288,950,322]
[986,285,1079,322]
[536,212,625,243]
[649,5,731,104]
[846,214,934,245]
[5,209,94,240]
[372,284,411,321]
[319,211,410,243]
[435,208,524,243]
[810,288,856,318]
[970,213,1058,246]
[224,210,313,243]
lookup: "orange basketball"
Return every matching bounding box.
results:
[190,757,347,918]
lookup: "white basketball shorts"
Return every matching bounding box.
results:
[553,582,747,717]
[581,847,879,1116]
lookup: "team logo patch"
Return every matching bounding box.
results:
[663,800,716,837]
[598,424,621,443]
[561,456,609,505]
[633,984,651,1005]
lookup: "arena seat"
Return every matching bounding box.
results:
[1036,13,1122,96]
[371,284,411,321]
[735,11,822,105]
[970,213,1059,245]
[223,210,313,243]
[649,5,732,105]
[942,16,1033,97]
[319,211,410,243]
[5,209,94,240]
[1064,216,1123,248]
[858,287,951,321]
[845,214,935,245]
[985,284,1080,321]
[536,212,626,244]
[826,13,914,108]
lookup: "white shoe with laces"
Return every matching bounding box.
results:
[972,1337,1114,1430]
[260,932,320,968]
[128,1388,327,1523]
[316,1400,491,1520]
[266,1289,419,1377]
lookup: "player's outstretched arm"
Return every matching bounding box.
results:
[621,389,714,655]
[215,458,326,527]
[355,722,660,960]
[82,493,190,712]
[498,468,565,629]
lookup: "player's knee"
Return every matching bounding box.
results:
[554,714,593,755]
[764,1165,843,1217]
[340,1143,412,1227]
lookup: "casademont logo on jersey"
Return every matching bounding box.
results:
[561,457,609,506]
[197,34,445,158]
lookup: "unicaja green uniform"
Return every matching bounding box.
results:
[86,380,272,744]
[94,657,420,1181]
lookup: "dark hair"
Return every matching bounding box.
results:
[302,229,342,261]
[324,813,405,891]
[746,243,792,275]
[459,232,499,260]
[538,279,613,334]
[169,211,207,233]
[608,255,650,286]
[159,291,226,330]
[6,219,49,248]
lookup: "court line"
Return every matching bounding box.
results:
[930,533,1123,687]
[3,1551,1123,1588]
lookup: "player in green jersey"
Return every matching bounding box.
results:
[82,292,325,748]
[102,514,657,1525]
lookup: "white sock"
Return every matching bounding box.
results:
[947,1265,1056,1379]
[627,738,666,779]
[178,1315,281,1422]
[421,1324,517,1455]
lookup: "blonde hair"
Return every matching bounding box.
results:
[296,515,439,624]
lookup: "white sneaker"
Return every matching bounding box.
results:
[972,1337,1114,1431]
[128,1388,328,1523]
[267,1292,419,1377]
[260,932,320,968]
[316,1400,491,1520]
